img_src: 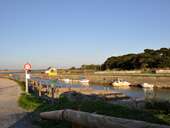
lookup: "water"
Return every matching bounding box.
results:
[14,76,170,100]
[0,72,25,74]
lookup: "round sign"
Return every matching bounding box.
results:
[24,63,31,70]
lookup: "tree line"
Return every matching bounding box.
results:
[102,48,170,70]
[70,64,101,71]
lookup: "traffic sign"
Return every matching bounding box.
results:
[48,72,57,76]
[24,63,31,70]
[48,68,57,76]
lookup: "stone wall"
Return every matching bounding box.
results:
[94,70,141,74]
[156,70,170,74]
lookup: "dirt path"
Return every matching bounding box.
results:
[0,79,39,128]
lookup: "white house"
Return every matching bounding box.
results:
[45,67,57,74]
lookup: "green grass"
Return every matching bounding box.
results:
[18,93,47,111]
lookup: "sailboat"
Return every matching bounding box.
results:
[79,77,89,83]
[79,64,89,83]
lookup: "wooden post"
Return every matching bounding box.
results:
[39,79,42,97]
[51,77,54,104]
[46,79,49,89]
[32,78,34,91]
[103,78,106,101]
[60,80,62,88]
[40,109,170,128]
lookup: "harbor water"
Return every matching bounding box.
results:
[14,76,170,100]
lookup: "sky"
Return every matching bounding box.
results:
[0,0,170,70]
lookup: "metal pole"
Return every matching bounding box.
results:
[52,77,54,104]
[25,70,28,93]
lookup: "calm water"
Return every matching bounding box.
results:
[0,72,25,74]
[13,76,170,100]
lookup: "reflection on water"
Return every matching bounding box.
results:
[14,76,170,100]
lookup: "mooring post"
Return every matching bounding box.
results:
[51,77,54,104]
[32,78,34,91]
[46,79,49,89]
[103,78,106,101]
[60,80,62,88]
[39,79,42,97]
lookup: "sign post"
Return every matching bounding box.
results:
[24,63,31,93]
[48,68,58,104]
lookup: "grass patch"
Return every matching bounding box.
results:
[18,93,47,111]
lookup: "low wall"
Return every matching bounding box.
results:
[94,71,141,74]
[156,70,170,74]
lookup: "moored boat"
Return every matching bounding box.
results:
[79,77,89,83]
[141,83,154,88]
[64,79,72,82]
[112,78,131,87]
[79,79,89,83]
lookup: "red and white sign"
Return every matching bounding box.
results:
[24,63,31,70]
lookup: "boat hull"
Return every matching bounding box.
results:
[112,84,123,87]
[141,83,154,88]
[79,80,89,83]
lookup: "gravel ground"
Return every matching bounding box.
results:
[0,79,40,128]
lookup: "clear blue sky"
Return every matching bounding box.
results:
[0,0,170,70]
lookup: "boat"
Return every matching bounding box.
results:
[79,79,89,83]
[63,79,72,82]
[141,83,154,88]
[80,82,89,86]
[79,77,89,83]
[112,78,131,87]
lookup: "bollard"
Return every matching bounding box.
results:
[46,79,49,89]
[39,79,42,97]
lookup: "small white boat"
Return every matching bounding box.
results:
[64,79,72,82]
[112,78,131,87]
[79,79,89,83]
[79,77,89,83]
[80,82,89,86]
[141,83,154,88]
